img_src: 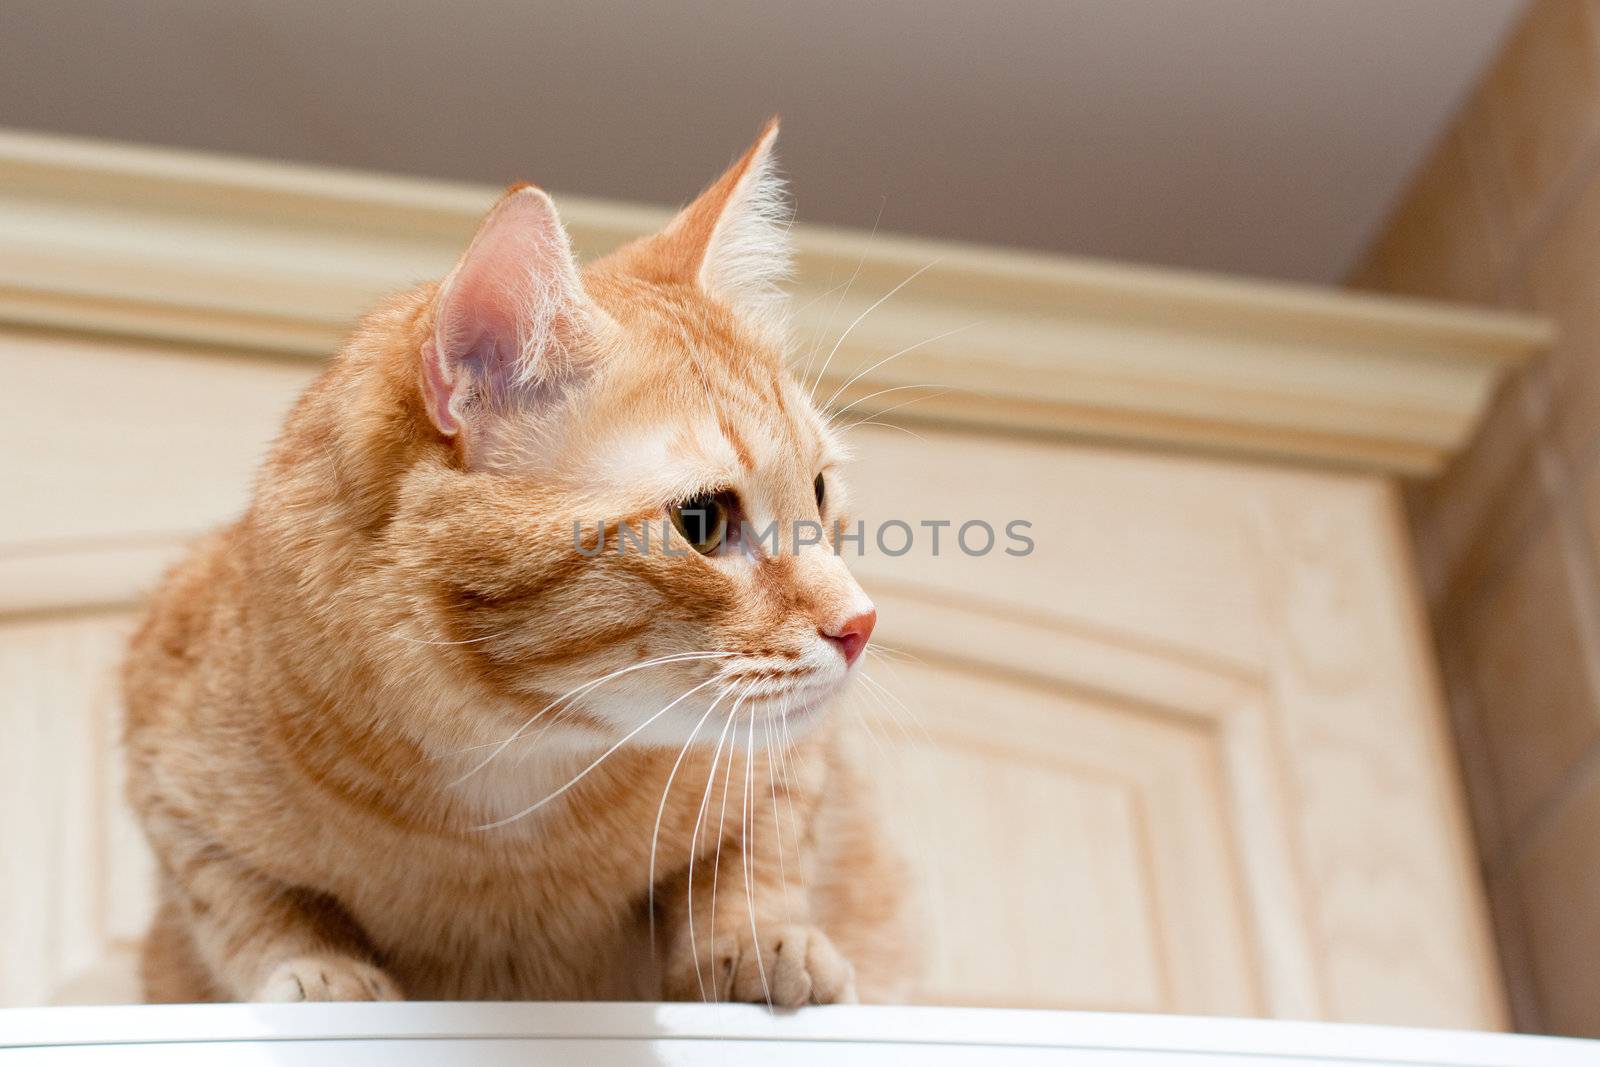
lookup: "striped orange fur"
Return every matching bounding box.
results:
[123,122,915,1005]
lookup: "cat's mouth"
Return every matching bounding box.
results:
[711,656,854,731]
[738,678,842,726]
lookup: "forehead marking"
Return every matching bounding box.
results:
[717,409,756,471]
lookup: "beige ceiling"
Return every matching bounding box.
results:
[0,0,1524,284]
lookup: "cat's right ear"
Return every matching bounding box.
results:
[422,185,599,438]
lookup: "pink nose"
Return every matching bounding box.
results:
[821,608,876,666]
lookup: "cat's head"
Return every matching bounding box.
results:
[386,121,874,750]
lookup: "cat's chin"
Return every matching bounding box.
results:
[768,699,829,734]
[746,684,842,735]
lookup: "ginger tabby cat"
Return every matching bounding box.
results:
[122,122,914,1005]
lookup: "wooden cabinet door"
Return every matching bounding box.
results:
[0,611,152,1007]
[839,425,1503,1027]
[852,654,1255,1014]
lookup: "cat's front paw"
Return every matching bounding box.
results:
[667,924,857,1006]
[254,955,402,1002]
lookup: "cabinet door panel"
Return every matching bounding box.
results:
[854,656,1256,1014]
[0,612,152,1007]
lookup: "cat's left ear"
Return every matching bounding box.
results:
[422,184,599,438]
[657,118,793,320]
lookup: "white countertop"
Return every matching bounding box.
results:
[1,1004,1595,1065]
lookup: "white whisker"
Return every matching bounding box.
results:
[647,685,730,959]
[826,382,949,426]
[821,322,976,413]
[809,258,941,400]
[842,419,929,444]
[864,643,919,664]
[448,651,734,784]
[764,714,792,926]
[708,689,755,1000]
[776,712,810,897]
[799,198,884,392]
[789,275,853,323]
[475,675,722,830]
[848,687,901,770]
[859,670,931,745]
[742,709,772,1008]
[831,388,952,437]
[688,708,739,1003]
[380,627,515,647]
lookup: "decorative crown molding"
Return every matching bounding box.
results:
[0,128,1551,475]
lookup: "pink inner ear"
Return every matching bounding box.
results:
[420,338,461,436]
[424,187,587,437]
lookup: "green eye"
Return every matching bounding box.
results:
[814,473,826,509]
[670,493,729,555]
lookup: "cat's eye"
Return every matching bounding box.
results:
[814,473,826,510]
[670,492,730,555]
